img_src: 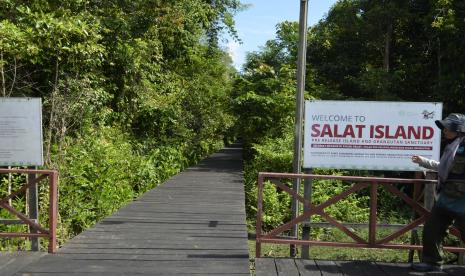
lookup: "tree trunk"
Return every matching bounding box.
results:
[45,59,60,165]
[1,52,6,97]
[384,23,393,72]
[9,57,17,96]
[437,37,441,92]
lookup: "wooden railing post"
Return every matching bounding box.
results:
[0,168,59,253]
[27,167,40,251]
[256,174,264,258]
[369,182,378,246]
[423,171,436,211]
[48,171,58,253]
[408,172,424,262]
[302,169,312,259]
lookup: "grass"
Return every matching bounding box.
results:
[249,226,421,260]
[248,240,418,262]
[247,228,463,275]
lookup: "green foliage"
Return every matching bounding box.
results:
[311,178,369,224]
[0,173,29,250]
[57,127,137,235]
[236,0,465,241]
[307,0,465,112]
[235,19,371,233]
[1,0,240,250]
[55,124,221,239]
[257,183,292,230]
[243,131,370,232]
[232,23,298,152]
[244,133,293,230]
[248,241,415,262]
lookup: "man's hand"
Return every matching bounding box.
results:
[411,155,421,164]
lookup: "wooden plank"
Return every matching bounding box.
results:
[294,259,321,276]
[52,251,250,261]
[17,258,250,274]
[375,262,417,276]
[443,264,465,276]
[57,235,248,248]
[255,258,277,276]
[275,258,299,276]
[315,260,343,276]
[14,273,248,276]
[336,261,385,276]
[0,252,45,276]
[4,145,250,276]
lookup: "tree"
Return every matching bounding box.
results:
[0,0,243,243]
[307,0,465,112]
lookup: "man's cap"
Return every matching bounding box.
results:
[435,113,465,133]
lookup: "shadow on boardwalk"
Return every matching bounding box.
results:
[1,143,250,276]
[256,257,465,276]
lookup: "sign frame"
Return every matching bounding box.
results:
[0,97,44,166]
[303,100,443,171]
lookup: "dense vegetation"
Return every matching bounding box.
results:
[0,0,242,249]
[233,0,465,236]
[2,0,465,255]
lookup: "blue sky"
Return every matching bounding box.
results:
[227,0,338,70]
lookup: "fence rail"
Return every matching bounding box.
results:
[0,168,58,253]
[255,172,465,257]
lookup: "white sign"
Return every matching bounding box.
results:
[0,98,43,166]
[304,101,443,171]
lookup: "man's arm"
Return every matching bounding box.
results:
[412,155,439,170]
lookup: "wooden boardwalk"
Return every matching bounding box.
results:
[256,258,465,276]
[2,144,250,275]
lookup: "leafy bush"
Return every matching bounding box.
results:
[244,133,293,229]
[56,127,138,237]
[244,130,371,232]
[0,173,29,250]
[1,0,240,251]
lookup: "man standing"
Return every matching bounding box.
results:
[411,113,465,272]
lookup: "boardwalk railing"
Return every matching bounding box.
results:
[0,168,58,253]
[255,172,465,257]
